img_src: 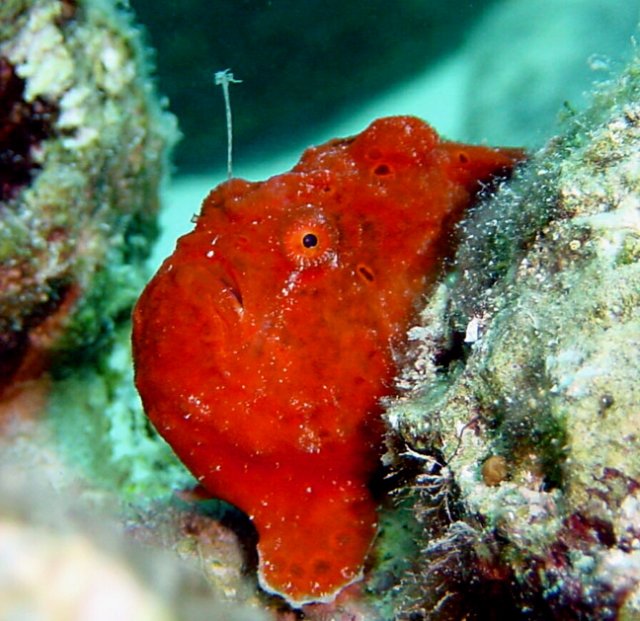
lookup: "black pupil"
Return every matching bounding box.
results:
[302,233,318,248]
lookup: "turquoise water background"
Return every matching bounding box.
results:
[127,1,639,265]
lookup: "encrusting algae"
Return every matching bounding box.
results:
[386,41,640,620]
[0,0,176,398]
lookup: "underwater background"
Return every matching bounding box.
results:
[128,0,639,263]
[131,0,635,172]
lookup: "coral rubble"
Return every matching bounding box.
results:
[386,40,640,620]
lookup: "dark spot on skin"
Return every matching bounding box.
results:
[373,163,392,176]
[313,559,331,574]
[457,151,469,164]
[357,263,375,282]
[235,234,250,249]
[0,57,58,202]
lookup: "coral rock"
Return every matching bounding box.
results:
[0,0,177,397]
[387,42,640,620]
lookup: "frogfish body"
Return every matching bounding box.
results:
[131,116,523,605]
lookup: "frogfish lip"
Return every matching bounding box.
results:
[163,249,245,330]
[216,266,244,312]
[204,256,245,321]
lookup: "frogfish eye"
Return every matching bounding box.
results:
[302,233,318,248]
[282,210,337,268]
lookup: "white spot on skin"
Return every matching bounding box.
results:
[281,270,301,297]
[298,427,321,453]
[186,394,211,415]
[340,567,355,579]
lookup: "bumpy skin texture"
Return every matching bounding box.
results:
[132,116,523,605]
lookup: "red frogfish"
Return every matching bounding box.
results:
[131,116,524,606]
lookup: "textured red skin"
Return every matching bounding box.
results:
[131,116,524,605]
